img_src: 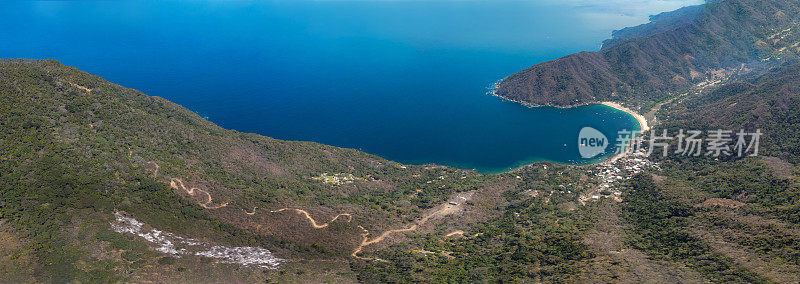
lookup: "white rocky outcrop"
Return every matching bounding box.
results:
[111,212,283,269]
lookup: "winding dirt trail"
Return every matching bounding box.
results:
[246,205,408,261]
[127,151,228,210]
[351,224,418,261]
[169,178,229,209]
[244,207,258,215]
[70,82,93,93]
[445,230,483,238]
[445,230,464,237]
[248,195,471,260]
[258,208,352,229]
[127,150,470,260]
[359,224,418,248]
[352,192,472,260]
[147,161,159,178]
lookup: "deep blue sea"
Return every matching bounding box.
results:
[0,0,700,173]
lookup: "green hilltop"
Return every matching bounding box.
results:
[5,0,800,282]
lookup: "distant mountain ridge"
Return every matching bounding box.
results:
[601,4,705,49]
[496,0,800,108]
[7,1,800,282]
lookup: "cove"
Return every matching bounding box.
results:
[0,0,696,173]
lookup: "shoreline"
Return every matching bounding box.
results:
[600,101,650,132]
[599,102,650,164]
[489,92,651,170]
[488,90,651,133]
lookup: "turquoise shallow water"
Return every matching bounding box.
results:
[0,0,696,172]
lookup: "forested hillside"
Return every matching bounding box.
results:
[617,61,800,283]
[496,0,800,108]
[0,59,494,282]
[3,58,799,282]
[5,0,800,282]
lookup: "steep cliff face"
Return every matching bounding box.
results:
[496,0,800,107]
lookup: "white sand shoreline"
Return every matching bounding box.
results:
[489,92,651,133]
[600,102,651,163]
[600,101,649,132]
[490,92,653,169]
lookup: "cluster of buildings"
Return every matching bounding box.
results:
[581,151,659,203]
[312,172,359,185]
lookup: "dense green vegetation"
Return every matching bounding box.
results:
[352,164,596,282]
[621,174,767,282]
[5,56,800,282]
[497,0,800,108]
[0,59,492,281]
[6,0,800,282]
[660,61,800,164]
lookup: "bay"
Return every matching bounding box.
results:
[0,0,700,172]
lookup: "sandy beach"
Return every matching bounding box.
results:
[601,102,650,132]
[600,102,651,164]
[487,98,654,167]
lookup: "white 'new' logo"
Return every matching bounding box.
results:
[578,127,608,159]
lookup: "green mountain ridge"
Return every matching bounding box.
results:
[496,0,800,109]
[6,0,800,282]
[0,59,494,282]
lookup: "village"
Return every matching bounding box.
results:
[579,150,659,204]
[311,172,361,185]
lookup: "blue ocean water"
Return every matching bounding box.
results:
[0,0,699,173]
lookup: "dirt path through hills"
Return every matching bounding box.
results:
[147,161,159,178]
[127,152,229,209]
[248,195,470,261]
[129,151,473,260]
[70,82,92,93]
[258,208,352,229]
[444,230,482,238]
[169,178,229,209]
[245,202,462,261]
[352,192,473,260]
